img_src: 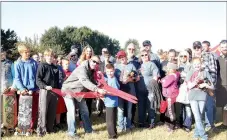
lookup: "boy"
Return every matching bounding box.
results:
[115,50,139,132]
[36,49,60,136]
[104,63,119,139]
[62,58,72,79]
[14,43,38,134]
[53,54,66,130]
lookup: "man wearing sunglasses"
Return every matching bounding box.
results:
[61,55,106,139]
[216,40,227,126]
[192,41,217,131]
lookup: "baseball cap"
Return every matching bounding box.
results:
[143,40,152,46]
[193,41,202,49]
[116,50,127,58]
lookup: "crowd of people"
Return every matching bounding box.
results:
[1,39,227,140]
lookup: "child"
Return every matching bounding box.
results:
[185,57,214,140]
[161,62,180,132]
[115,50,139,132]
[53,55,67,130]
[36,49,60,137]
[62,58,72,79]
[104,63,119,139]
[14,43,39,134]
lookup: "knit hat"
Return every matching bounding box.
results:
[167,62,178,70]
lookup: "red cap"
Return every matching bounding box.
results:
[116,50,127,58]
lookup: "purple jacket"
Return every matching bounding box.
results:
[161,72,180,98]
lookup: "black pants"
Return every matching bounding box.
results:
[37,89,58,134]
[106,107,117,138]
[131,103,136,124]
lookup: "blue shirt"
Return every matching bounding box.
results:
[104,76,119,107]
[14,58,38,91]
[69,61,76,72]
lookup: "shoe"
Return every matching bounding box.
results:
[98,112,103,117]
[108,135,118,139]
[68,135,80,140]
[126,128,132,132]
[37,133,45,137]
[79,121,83,128]
[167,128,174,133]
[86,130,99,135]
[148,124,155,129]
[131,123,135,128]
[117,128,124,133]
[183,128,191,133]
[91,130,99,134]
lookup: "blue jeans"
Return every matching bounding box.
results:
[117,98,132,130]
[180,104,192,129]
[190,100,208,140]
[205,95,216,128]
[147,96,156,126]
[64,97,93,136]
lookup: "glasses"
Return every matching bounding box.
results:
[71,55,76,57]
[128,48,135,51]
[193,46,201,50]
[141,54,148,57]
[92,60,100,65]
[180,55,187,58]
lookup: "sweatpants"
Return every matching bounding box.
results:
[37,89,58,134]
[106,107,117,138]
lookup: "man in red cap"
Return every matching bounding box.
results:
[115,50,139,132]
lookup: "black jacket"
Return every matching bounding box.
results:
[36,62,60,89]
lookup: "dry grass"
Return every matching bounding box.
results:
[2,113,227,140]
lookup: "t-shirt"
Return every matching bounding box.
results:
[114,63,137,96]
[104,76,119,107]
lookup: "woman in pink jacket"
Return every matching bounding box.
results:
[161,62,180,132]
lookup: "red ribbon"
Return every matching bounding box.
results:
[51,71,138,104]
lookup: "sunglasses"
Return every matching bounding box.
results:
[180,55,187,58]
[141,54,148,57]
[92,60,100,65]
[128,48,135,51]
[193,46,201,50]
[71,55,76,57]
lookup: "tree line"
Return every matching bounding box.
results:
[2,26,141,61]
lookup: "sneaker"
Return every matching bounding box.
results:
[68,135,80,140]
[79,121,83,128]
[167,128,174,133]
[183,127,191,133]
[91,130,99,134]
[148,124,155,129]
[131,123,135,128]
[117,128,124,133]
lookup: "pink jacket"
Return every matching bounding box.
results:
[161,72,180,99]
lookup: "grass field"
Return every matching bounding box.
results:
[2,112,227,140]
